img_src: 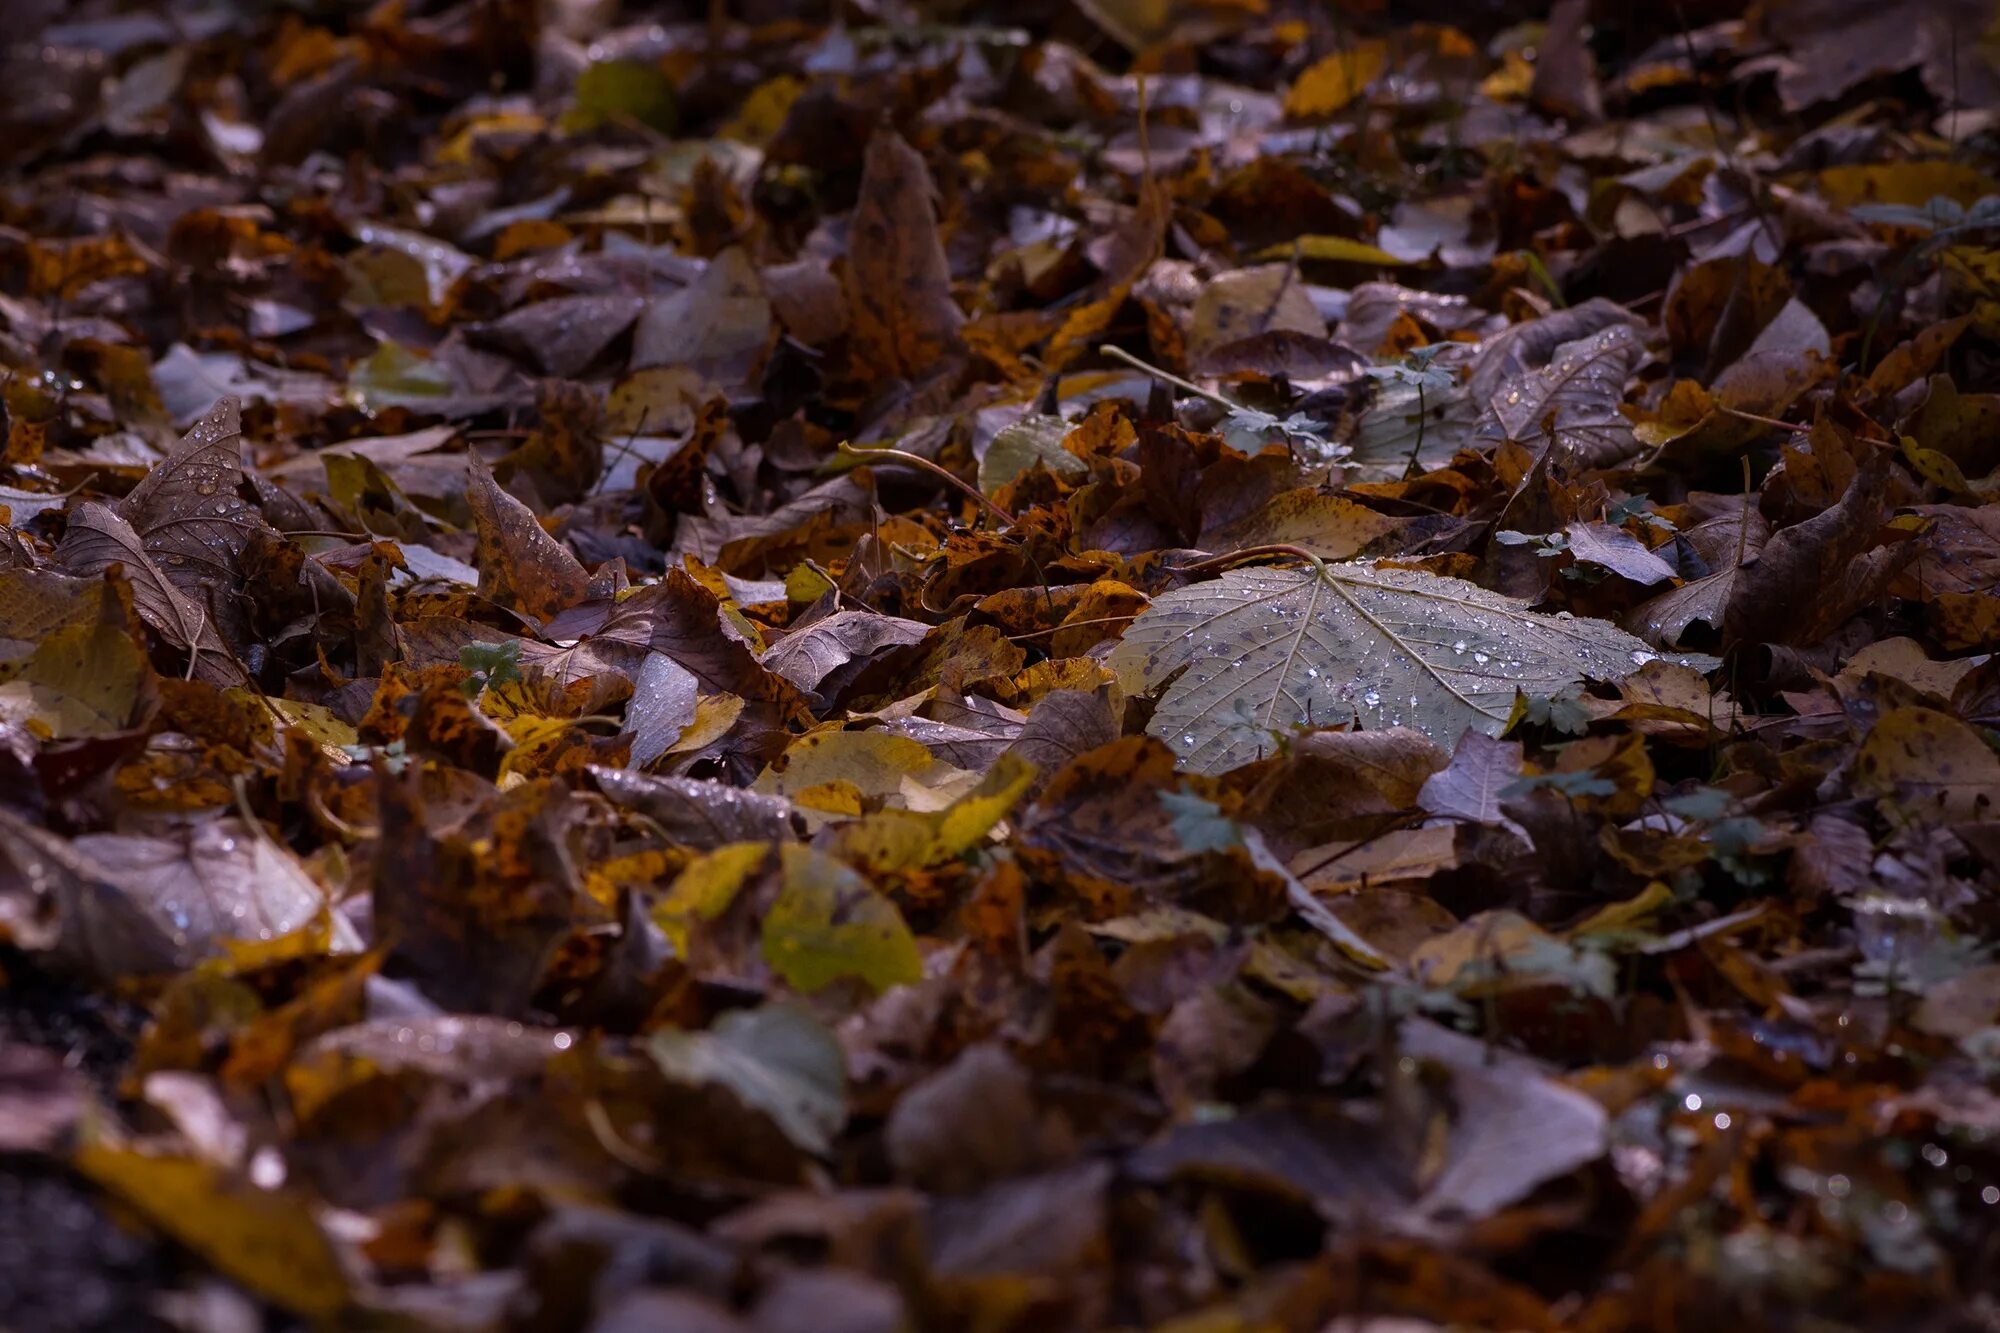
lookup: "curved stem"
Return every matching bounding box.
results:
[1171,544,1329,578]
[837,441,1016,528]
[1095,344,1238,411]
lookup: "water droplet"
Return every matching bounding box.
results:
[194,481,216,496]
[1363,690,1381,707]
[1473,652,1490,665]
[1451,640,1467,654]
[1630,649,1657,666]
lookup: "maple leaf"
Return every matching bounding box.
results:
[1111,562,1715,770]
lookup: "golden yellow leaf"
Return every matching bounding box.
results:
[74,1147,349,1316]
[1285,41,1387,119]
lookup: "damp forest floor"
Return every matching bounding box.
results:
[4,1,2000,1330]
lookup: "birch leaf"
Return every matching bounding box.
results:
[1110,562,1715,772]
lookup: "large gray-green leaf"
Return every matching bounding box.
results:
[646,1004,846,1156]
[1347,373,1476,483]
[1110,562,1712,772]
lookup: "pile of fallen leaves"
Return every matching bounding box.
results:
[3,0,2000,1328]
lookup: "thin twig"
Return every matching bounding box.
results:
[837,441,1016,527]
[1005,612,1140,642]
[1171,543,1327,577]
[1095,344,1238,411]
[1719,406,1805,432]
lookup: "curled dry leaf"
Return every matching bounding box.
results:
[465,456,590,624]
[1724,454,1916,646]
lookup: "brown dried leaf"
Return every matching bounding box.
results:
[844,129,964,380]
[466,456,589,624]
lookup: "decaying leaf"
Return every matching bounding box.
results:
[844,128,964,380]
[465,457,589,624]
[1473,325,1644,469]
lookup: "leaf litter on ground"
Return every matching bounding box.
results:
[2,0,2000,1330]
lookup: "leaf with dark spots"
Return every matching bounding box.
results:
[465,456,589,625]
[843,129,964,381]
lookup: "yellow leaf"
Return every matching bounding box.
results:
[929,752,1037,861]
[756,729,939,802]
[667,693,747,756]
[1817,161,2000,209]
[829,751,1038,873]
[1252,235,1407,266]
[794,780,866,816]
[266,697,358,755]
[1568,882,1675,942]
[1854,706,2000,823]
[1900,433,1974,497]
[653,842,770,953]
[0,618,148,738]
[723,74,804,145]
[1285,41,1387,119]
[562,58,677,135]
[763,845,922,994]
[74,1147,349,1316]
[1480,49,1536,101]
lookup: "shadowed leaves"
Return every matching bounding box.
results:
[844,129,964,381]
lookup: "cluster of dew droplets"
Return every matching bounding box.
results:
[1129,559,1703,765]
[124,398,256,613]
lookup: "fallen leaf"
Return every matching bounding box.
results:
[1111,562,1713,768]
[844,129,964,380]
[465,456,590,624]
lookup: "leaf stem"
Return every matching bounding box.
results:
[1095,344,1239,411]
[1173,544,1330,578]
[1719,406,1804,432]
[837,442,1016,528]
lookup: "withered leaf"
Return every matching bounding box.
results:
[1724,454,1916,646]
[844,128,964,380]
[465,456,590,624]
[56,503,245,685]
